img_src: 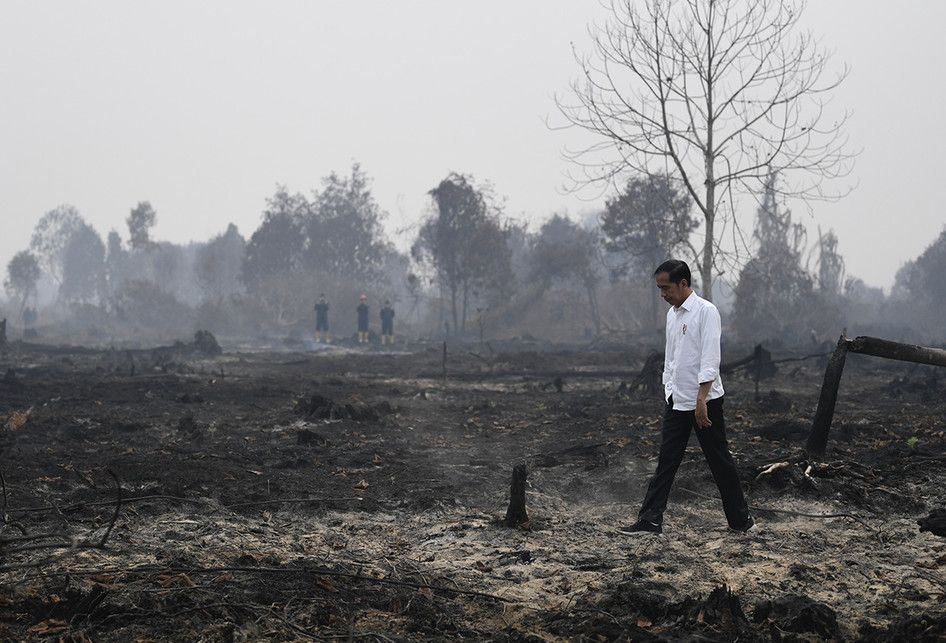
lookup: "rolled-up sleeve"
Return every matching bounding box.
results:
[698,306,721,383]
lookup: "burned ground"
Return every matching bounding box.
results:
[1,340,944,641]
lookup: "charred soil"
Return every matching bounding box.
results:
[1,341,944,641]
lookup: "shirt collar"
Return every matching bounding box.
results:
[676,291,699,312]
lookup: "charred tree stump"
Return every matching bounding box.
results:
[442,341,447,383]
[629,351,664,395]
[721,344,777,400]
[918,509,946,538]
[748,345,776,400]
[504,464,529,527]
[805,336,849,456]
[807,335,946,456]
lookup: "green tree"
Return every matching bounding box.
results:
[413,173,512,334]
[4,251,41,317]
[815,229,845,295]
[530,215,603,335]
[60,222,106,303]
[242,186,307,290]
[127,201,157,250]
[29,204,83,285]
[600,173,699,330]
[894,227,946,334]
[304,164,387,282]
[197,223,246,301]
[732,172,840,343]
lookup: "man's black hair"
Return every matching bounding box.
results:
[654,259,691,285]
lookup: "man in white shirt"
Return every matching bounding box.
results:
[624,260,753,534]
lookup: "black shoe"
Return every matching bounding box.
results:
[618,519,662,535]
[730,516,756,533]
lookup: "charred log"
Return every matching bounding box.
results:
[847,335,946,367]
[504,463,529,528]
[918,509,946,538]
[629,351,664,395]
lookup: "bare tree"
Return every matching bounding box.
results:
[815,228,844,295]
[558,0,853,300]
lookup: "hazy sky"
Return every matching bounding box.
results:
[1,1,944,291]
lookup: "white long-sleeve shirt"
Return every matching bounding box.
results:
[663,291,725,411]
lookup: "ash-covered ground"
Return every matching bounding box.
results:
[1,338,944,641]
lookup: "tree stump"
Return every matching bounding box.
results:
[504,463,529,527]
[630,351,664,395]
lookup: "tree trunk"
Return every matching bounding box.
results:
[650,284,660,336]
[450,283,459,335]
[805,336,851,456]
[585,279,602,336]
[461,284,469,334]
[702,18,716,303]
[701,213,714,301]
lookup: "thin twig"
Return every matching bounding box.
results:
[0,469,8,522]
[11,564,518,603]
[97,470,122,548]
[677,487,876,531]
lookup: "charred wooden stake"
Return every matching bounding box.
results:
[442,341,447,383]
[807,335,946,456]
[504,464,529,527]
[806,336,849,456]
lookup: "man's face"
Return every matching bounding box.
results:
[655,272,688,307]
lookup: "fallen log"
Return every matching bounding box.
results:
[807,335,946,456]
[847,335,946,368]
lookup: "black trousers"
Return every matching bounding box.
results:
[638,396,750,528]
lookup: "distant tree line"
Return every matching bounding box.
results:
[3,161,943,345]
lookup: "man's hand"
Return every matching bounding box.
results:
[695,398,712,428]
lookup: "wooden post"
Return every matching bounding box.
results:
[504,464,529,527]
[805,336,849,456]
[441,341,447,384]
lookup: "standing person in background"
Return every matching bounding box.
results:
[314,294,330,343]
[356,294,370,344]
[623,259,754,535]
[380,300,395,345]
